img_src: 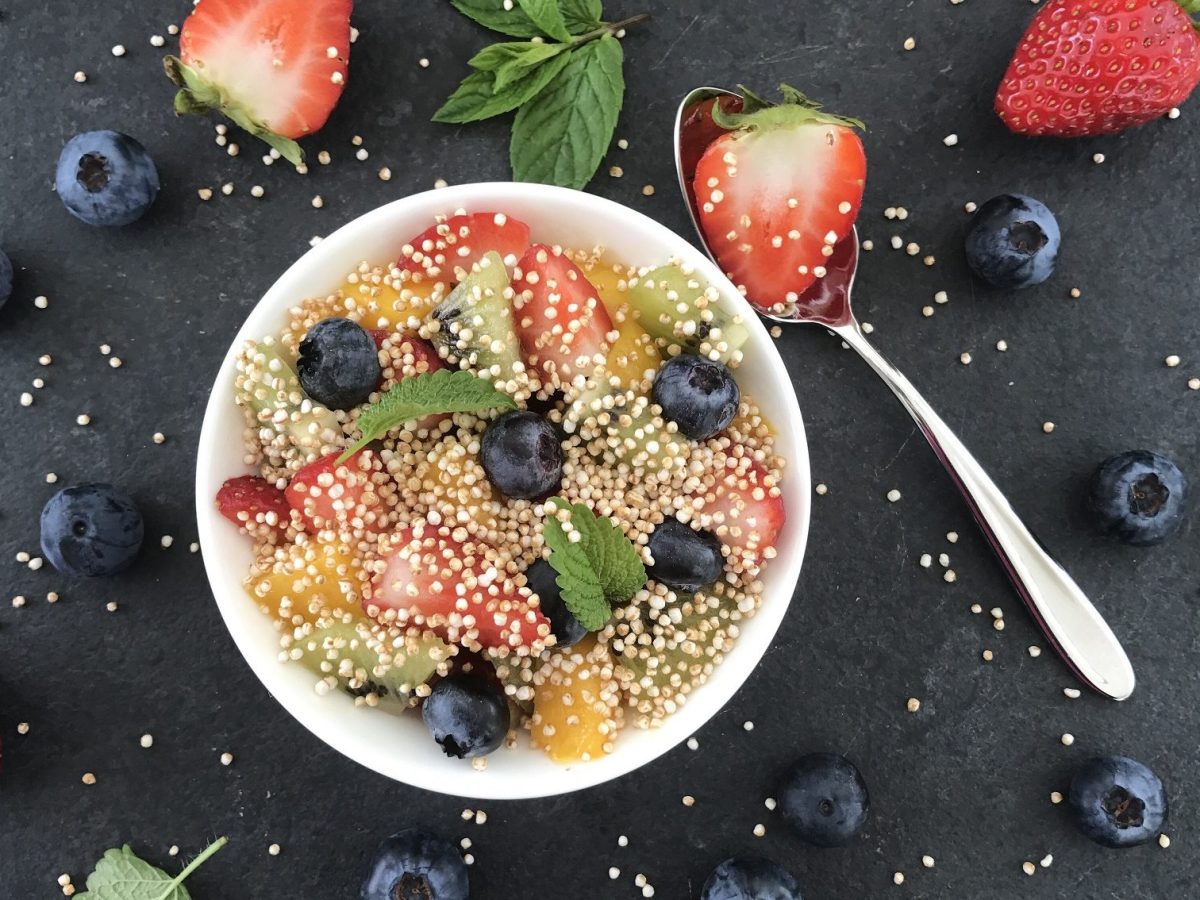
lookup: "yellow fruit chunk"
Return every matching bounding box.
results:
[348,273,446,332]
[587,262,661,389]
[246,537,363,627]
[531,636,622,763]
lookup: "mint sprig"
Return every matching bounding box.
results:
[542,499,647,631]
[339,370,517,462]
[438,1,647,189]
[77,837,228,900]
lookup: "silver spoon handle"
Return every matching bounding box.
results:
[834,323,1135,700]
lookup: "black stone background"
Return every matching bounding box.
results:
[2,1,1199,898]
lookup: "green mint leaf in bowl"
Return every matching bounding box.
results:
[338,370,517,462]
[510,35,625,190]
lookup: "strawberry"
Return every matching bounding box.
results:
[695,456,786,560]
[216,475,293,537]
[995,0,1200,137]
[398,213,531,281]
[512,244,614,386]
[286,450,394,533]
[363,525,550,652]
[692,85,866,310]
[164,0,353,165]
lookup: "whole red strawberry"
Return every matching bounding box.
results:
[996,0,1200,136]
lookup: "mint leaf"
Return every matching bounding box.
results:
[339,370,516,462]
[77,838,227,900]
[510,35,624,189]
[433,55,570,124]
[543,514,610,630]
[468,40,568,91]
[560,0,603,31]
[449,0,542,37]
[542,500,647,631]
[516,0,571,41]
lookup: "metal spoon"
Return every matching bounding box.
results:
[674,86,1136,701]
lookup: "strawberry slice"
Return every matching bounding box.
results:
[512,244,613,386]
[398,213,531,281]
[216,474,293,537]
[286,450,394,533]
[695,457,786,560]
[693,85,866,310]
[164,0,352,165]
[363,525,550,652]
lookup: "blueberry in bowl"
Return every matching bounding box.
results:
[297,317,382,410]
[524,558,587,648]
[965,194,1059,290]
[422,674,510,759]
[646,517,724,591]
[777,752,869,847]
[480,409,563,500]
[652,354,740,441]
[361,828,468,900]
[40,484,144,577]
[1068,755,1167,848]
[1088,450,1186,545]
[55,131,160,227]
[701,857,803,900]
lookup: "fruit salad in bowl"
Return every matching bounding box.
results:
[196,183,809,798]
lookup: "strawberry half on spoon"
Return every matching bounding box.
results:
[164,0,353,165]
[693,85,866,311]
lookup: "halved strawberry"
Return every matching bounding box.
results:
[164,0,353,165]
[363,524,550,652]
[693,85,866,310]
[398,213,531,281]
[216,474,294,537]
[512,244,613,387]
[695,456,786,560]
[286,449,394,533]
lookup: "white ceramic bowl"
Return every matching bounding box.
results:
[195,182,811,799]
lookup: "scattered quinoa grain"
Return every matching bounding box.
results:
[890,235,903,249]
[475,810,487,824]
[964,201,977,213]
[1069,287,1082,298]
[686,737,699,750]
[905,242,920,256]
[17,722,30,734]
[1028,645,1042,657]
[1165,355,1181,368]
[311,195,324,209]
[903,37,915,50]
[169,845,179,856]
[197,188,213,201]
[934,290,949,304]
[618,835,629,847]
[111,44,126,57]
[906,697,921,713]
[189,542,200,553]
[920,553,932,567]
[996,340,1008,352]
[76,414,91,426]
[268,843,281,856]
[81,772,96,785]
[153,432,166,444]
[887,489,902,503]
[765,797,777,810]
[220,752,234,766]
[47,591,59,602]
[378,167,392,181]
[1092,153,1105,164]
[682,795,695,807]
[815,483,828,495]
[893,872,905,885]
[993,618,1005,631]
[12,595,26,608]
[970,603,982,614]
[434,178,448,189]
[982,649,994,661]
[609,166,624,178]
[862,239,874,250]
[74,71,87,83]
[160,535,174,548]
[109,357,123,369]
[150,34,165,47]
[221,183,234,196]
[58,874,72,887]
[642,184,656,196]
[1042,421,1055,434]
[1063,687,1081,699]
[1169,107,1181,119]
[1188,378,1200,390]
[617,138,629,149]
[34,295,48,309]
[743,720,754,732]
[28,557,43,571]
[960,352,972,365]
[106,601,118,612]
[1022,861,1036,876]
[251,185,265,198]
[1050,791,1063,804]
[752,823,766,837]
[19,392,33,407]
[140,734,153,748]
[356,148,369,161]
[1159,834,1171,849]
[944,569,957,583]
[1060,733,1074,747]
[922,855,935,868]
[1040,854,1053,868]
[943,133,958,146]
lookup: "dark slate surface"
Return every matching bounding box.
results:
[2,1,1198,898]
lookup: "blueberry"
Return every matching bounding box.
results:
[480,410,563,500]
[777,753,870,847]
[1069,756,1167,848]
[0,248,12,311]
[646,517,723,591]
[421,674,510,759]
[361,828,469,900]
[652,355,740,441]
[40,484,144,577]
[1088,450,1187,546]
[525,558,587,648]
[964,194,1060,289]
[55,131,159,227]
[701,857,803,900]
[297,318,381,410]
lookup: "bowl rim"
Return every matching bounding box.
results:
[194,182,811,799]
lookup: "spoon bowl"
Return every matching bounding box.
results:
[673,86,1136,701]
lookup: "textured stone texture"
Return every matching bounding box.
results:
[1,1,1198,898]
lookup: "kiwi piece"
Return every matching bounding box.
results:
[290,619,452,705]
[627,263,750,363]
[611,589,738,727]
[427,251,522,381]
